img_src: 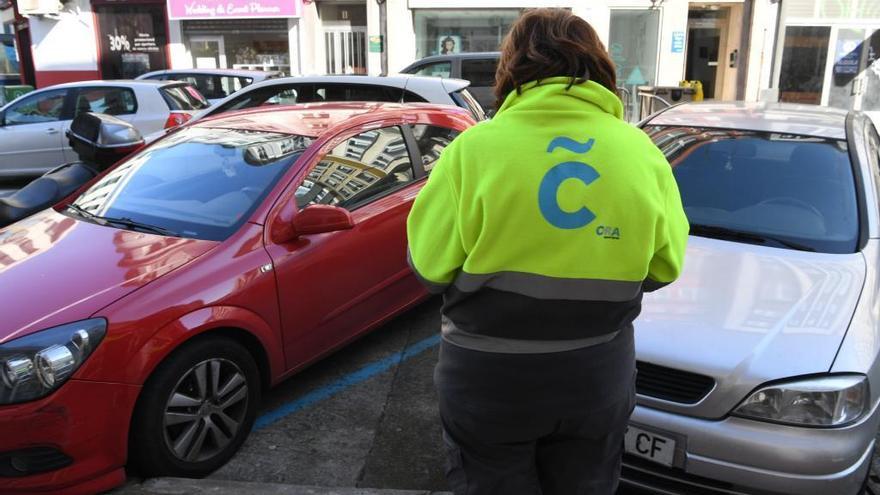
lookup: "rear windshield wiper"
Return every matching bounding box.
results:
[66,204,178,237]
[690,224,816,252]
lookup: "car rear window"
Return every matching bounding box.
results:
[451,88,486,121]
[160,84,210,110]
[210,83,421,117]
[461,59,497,87]
[645,125,859,254]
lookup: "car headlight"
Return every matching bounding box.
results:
[733,374,868,427]
[0,319,106,405]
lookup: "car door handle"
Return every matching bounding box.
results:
[46,128,59,135]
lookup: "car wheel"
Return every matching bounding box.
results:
[129,336,261,477]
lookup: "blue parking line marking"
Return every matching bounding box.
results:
[253,333,442,431]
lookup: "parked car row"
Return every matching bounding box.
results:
[0,71,485,181]
[0,79,208,179]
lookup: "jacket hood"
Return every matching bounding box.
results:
[0,210,217,344]
[495,77,624,120]
[637,236,866,418]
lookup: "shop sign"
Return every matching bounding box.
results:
[671,32,685,54]
[168,0,302,19]
[834,39,862,75]
[369,35,383,53]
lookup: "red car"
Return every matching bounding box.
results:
[0,102,474,494]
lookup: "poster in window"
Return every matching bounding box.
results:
[96,5,168,79]
[438,35,460,55]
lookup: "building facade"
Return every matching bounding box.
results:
[771,0,879,112]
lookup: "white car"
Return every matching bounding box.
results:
[193,74,486,123]
[625,103,880,495]
[0,80,209,179]
[136,68,282,105]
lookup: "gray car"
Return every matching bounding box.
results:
[136,68,282,105]
[400,52,499,114]
[191,74,486,123]
[626,102,880,494]
[0,80,208,179]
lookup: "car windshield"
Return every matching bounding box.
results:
[68,127,312,241]
[645,126,859,254]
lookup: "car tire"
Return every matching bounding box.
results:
[129,336,261,478]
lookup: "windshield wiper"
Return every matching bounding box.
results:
[65,203,108,226]
[101,216,179,237]
[690,224,816,252]
[66,204,178,237]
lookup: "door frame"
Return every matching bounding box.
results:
[188,35,227,69]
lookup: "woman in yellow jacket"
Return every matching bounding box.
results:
[407,8,689,495]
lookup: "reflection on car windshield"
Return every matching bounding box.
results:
[645,126,858,254]
[69,127,312,241]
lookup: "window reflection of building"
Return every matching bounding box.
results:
[0,215,76,273]
[297,126,412,208]
[411,124,459,173]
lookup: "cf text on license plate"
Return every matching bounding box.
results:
[624,425,676,467]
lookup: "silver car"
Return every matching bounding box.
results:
[136,68,282,105]
[192,74,486,123]
[626,102,880,494]
[0,80,208,179]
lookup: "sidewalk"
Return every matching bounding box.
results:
[120,478,453,495]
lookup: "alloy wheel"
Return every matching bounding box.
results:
[162,358,249,463]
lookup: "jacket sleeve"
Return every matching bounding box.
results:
[644,177,689,292]
[406,147,467,294]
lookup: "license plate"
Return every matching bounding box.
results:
[624,425,676,467]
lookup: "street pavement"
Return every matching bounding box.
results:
[116,297,650,494]
[113,295,879,495]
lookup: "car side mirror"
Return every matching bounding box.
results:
[271,204,354,243]
[294,205,354,236]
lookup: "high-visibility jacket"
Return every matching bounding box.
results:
[406,77,689,353]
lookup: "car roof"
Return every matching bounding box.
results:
[648,102,850,140]
[405,52,500,65]
[41,79,187,90]
[245,74,469,92]
[138,68,280,79]
[193,101,471,137]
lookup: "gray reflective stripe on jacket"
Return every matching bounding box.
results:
[453,271,643,302]
[441,315,621,354]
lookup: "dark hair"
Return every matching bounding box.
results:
[494,8,618,110]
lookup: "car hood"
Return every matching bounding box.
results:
[637,236,866,418]
[0,210,217,344]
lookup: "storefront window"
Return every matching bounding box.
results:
[413,10,519,59]
[610,10,659,120]
[778,26,830,105]
[183,20,290,74]
[95,3,168,79]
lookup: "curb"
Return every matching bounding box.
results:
[119,478,453,495]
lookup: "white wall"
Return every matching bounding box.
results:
[29,0,97,72]
[288,17,302,75]
[168,20,192,69]
[745,0,779,101]
[656,0,689,86]
[366,0,380,75]
[302,1,321,74]
[387,0,415,73]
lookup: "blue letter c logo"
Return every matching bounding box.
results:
[538,161,600,229]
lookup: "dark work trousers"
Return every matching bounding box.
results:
[435,326,636,495]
